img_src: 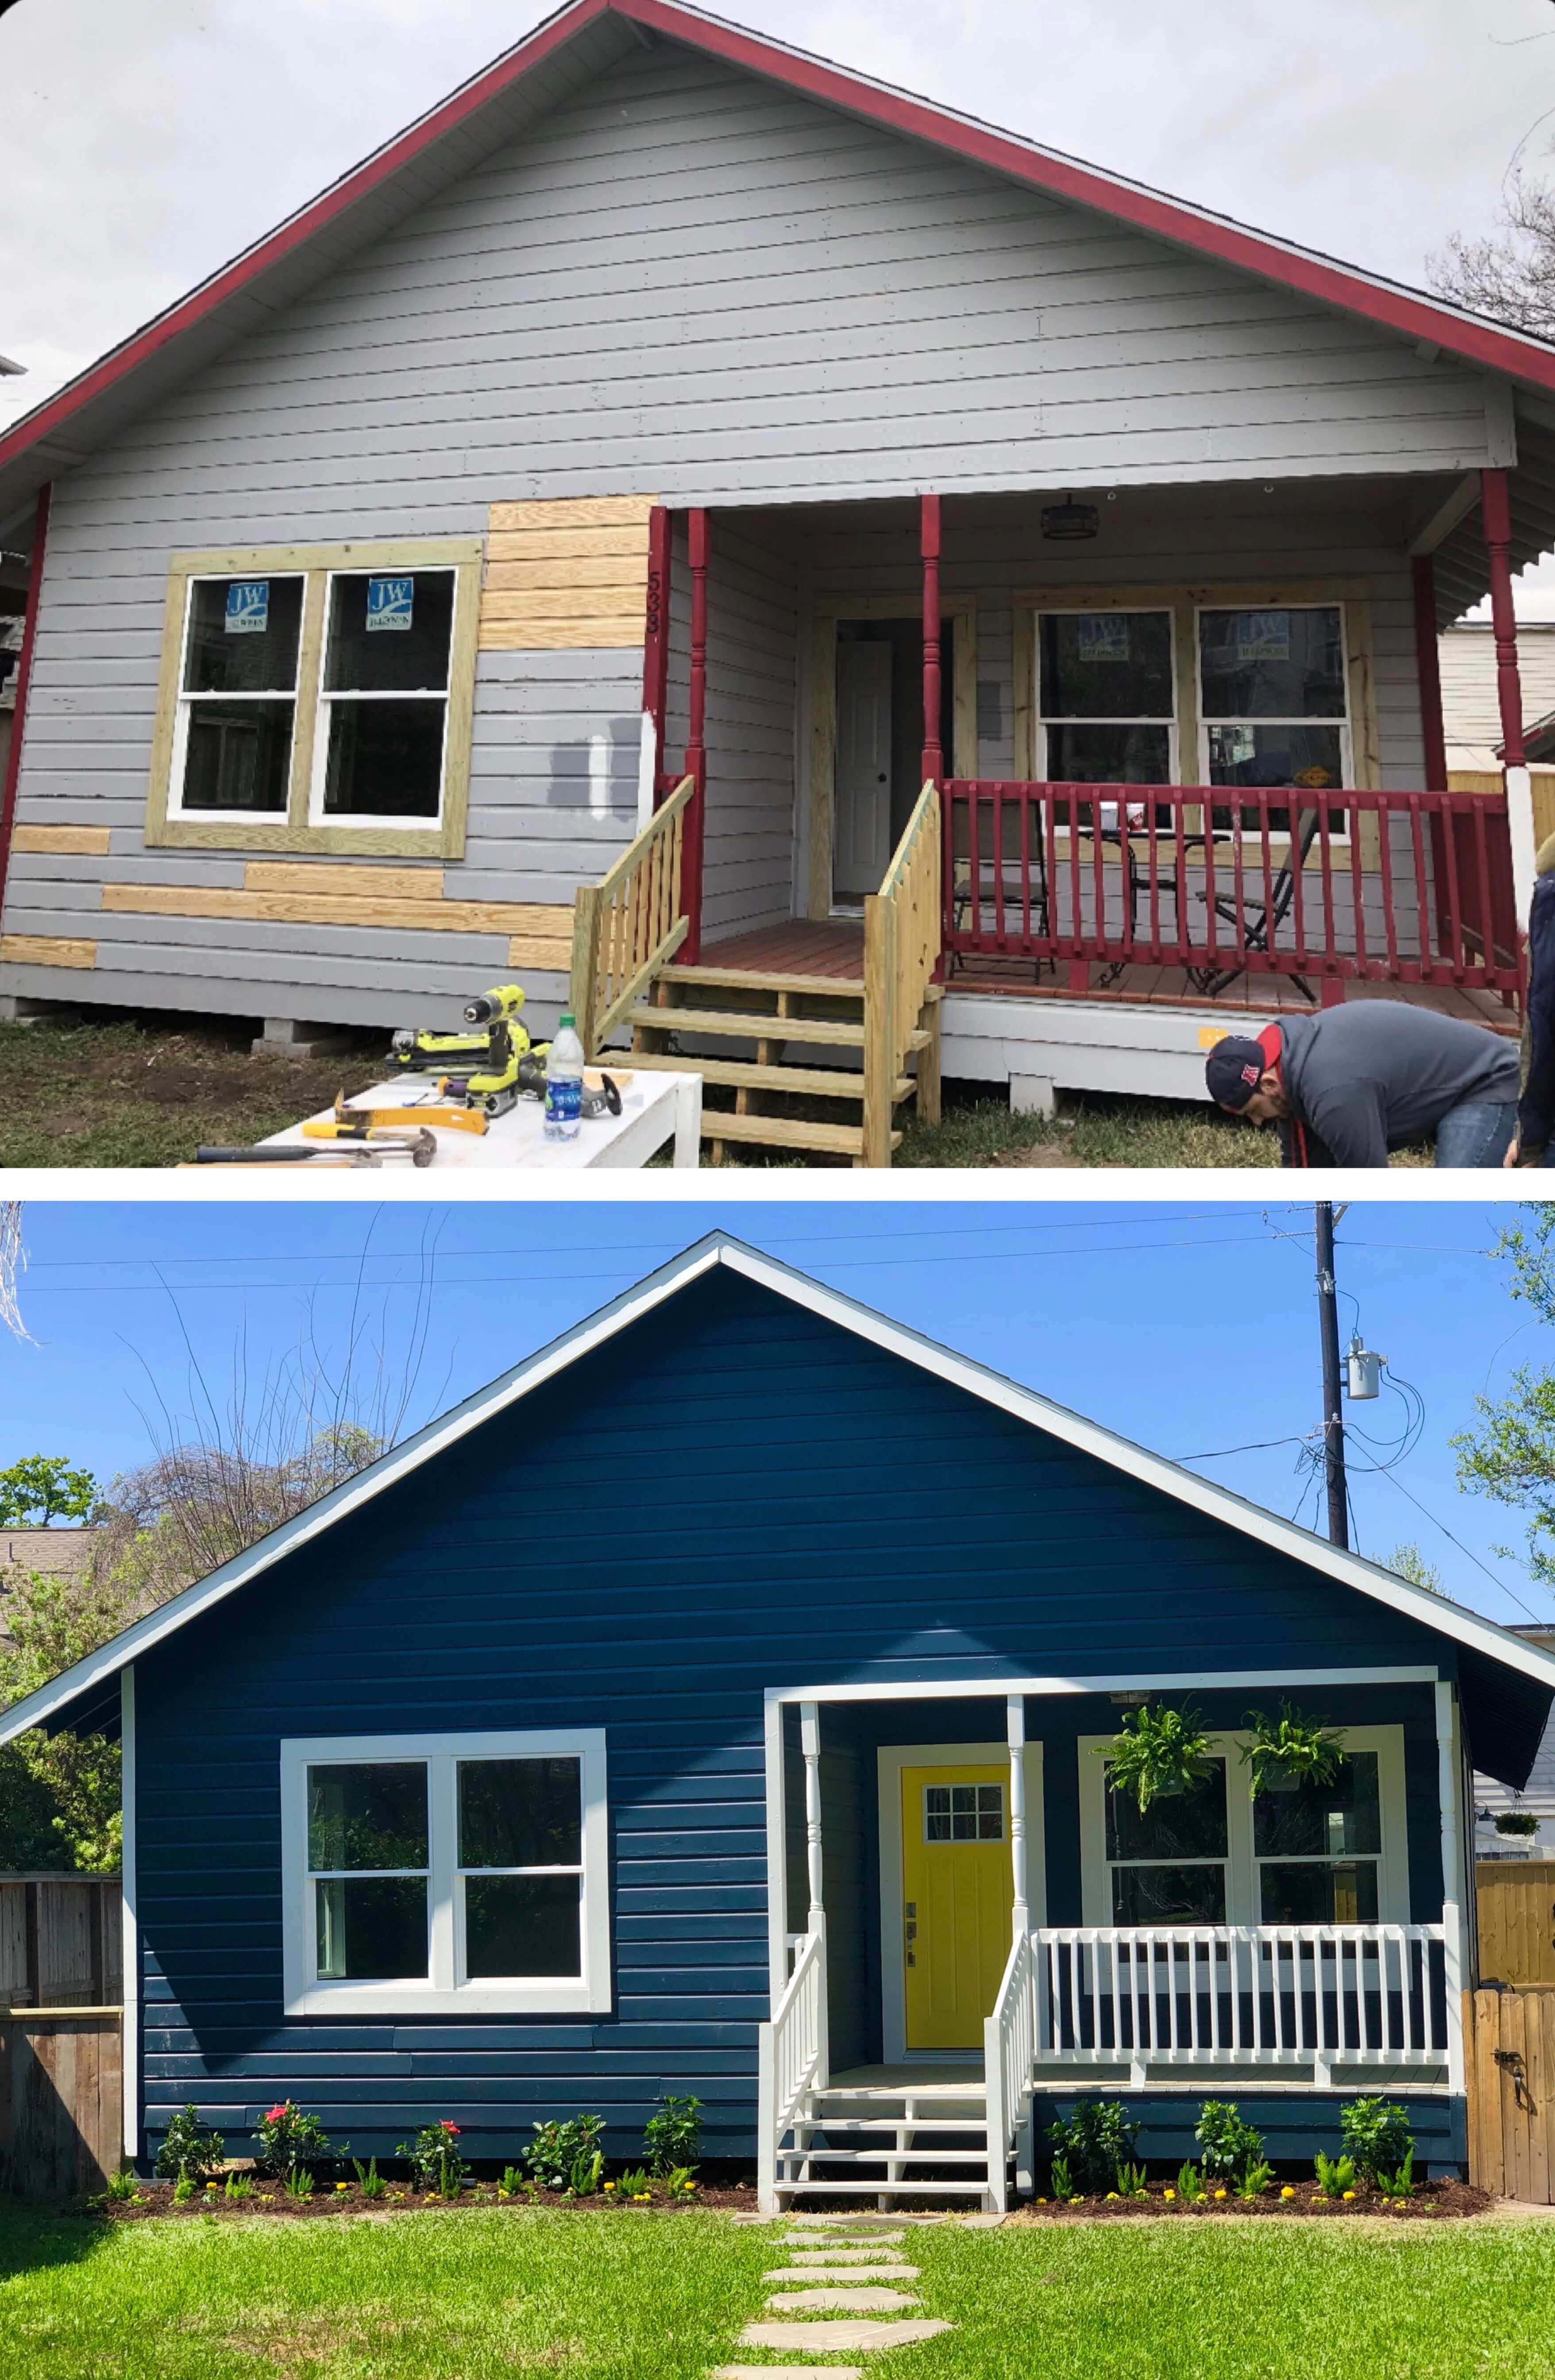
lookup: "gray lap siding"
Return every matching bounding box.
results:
[132,1273,1466,2164]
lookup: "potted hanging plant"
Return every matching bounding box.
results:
[1241,1703,1344,1797]
[1103,1702,1215,1814]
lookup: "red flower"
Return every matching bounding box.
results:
[263,2105,289,2125]
[440,2121,460,2134]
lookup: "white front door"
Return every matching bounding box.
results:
[833,638,893,901]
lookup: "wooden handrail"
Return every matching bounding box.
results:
[861,781,942,1166]
[569,774,695,1056]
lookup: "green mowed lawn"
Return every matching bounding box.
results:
[4,2201,1555,2380]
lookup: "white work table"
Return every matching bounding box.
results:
[262,1068,702,1171]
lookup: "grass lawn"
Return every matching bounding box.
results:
[4,2200,1555,2380]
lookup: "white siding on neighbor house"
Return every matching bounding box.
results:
[1440,622,1555,769]
[3,39,1507,1023]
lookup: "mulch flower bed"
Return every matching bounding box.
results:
[92,2177,762,2222]
[1009,2177,1491,2222]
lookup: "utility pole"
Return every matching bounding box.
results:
[1314,1202,1349,1549]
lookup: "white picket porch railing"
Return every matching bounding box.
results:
[984,1927,1036,2213]
[756,1927,827,2210]
[1031,1924,1452,2087]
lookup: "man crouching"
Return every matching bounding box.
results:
[1206,1005,1520,1168]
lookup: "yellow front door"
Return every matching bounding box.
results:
[901,1764,1012,2050]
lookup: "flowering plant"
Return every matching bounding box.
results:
[400,2118,469,2197]
[253,2099,333,2183]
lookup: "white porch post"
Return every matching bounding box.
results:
[800,1700,829,2087]
[1435,1679,1468,2098]
[121,1664,138,2167]
[1007,1691,1030,1934]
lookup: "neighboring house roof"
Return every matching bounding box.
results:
[7,0,1555,543]
[1441,622,1555,772]
[0,1526,98,1650]
[1477,1626,1555,1817]
[3,1234,1553,1769]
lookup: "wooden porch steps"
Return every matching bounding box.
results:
[619,966,935,1166]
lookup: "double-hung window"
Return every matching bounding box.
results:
[1080,1727,1405,1926]
[1035,609,1178,787]
[1197,604,1352,834]
[282,1729,610,2015]
[150,540,480,857]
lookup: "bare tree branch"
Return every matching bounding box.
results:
[1430,165,1555,336]
[0,1201,31,1343]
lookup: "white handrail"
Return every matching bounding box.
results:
[1031,1923,1451,2084]
[983,1928,1035,2214]
[756,1926,827,2214]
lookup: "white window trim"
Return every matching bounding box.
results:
[1077,1726,1409,1927]
[1193,600,1354,827]
[1035,604,1182,786]
[305,566,456,834]
[167,572,306,827]
[280,1728,611,2017]
[876,1740,1046,2065]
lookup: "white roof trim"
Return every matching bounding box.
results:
[5,1231,1555,1747]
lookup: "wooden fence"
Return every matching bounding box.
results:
[0,1876,123,2198]
[1469,1987,1555,2202]
[1477,1860,1555,1990]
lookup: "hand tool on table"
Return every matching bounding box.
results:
[194,1144,382,1167]
[387,982,548,1117]
[300,1100,440,1164]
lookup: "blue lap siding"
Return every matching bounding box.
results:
[133,1268,1481,2165]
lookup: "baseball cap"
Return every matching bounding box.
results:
[1204,1035,1271,1110]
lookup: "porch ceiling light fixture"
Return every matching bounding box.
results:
[1041,492,1100,541]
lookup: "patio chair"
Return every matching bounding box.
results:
[1185,805,1324,1002]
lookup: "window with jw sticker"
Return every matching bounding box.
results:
[1077,613,1131,662]
[224,580,270,635]
[367,576,415,632]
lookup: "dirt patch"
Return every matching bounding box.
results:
[995,1141,1084,1168]
[197,2309,408,2378]
[1006,2177,1491,2222]
[94,2177,761,2222]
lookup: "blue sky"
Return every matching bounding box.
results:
[3,1198,1551,1631]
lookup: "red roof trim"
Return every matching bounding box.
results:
[5,0,1555,490]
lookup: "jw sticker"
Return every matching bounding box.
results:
[1077,612,1131,662]
[367,576,414,632]
[1233,611,1291,664]
[224,580,270,635]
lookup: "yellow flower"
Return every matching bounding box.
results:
[603,2181,617,2191]
[1281,2187,1296,2200]
[1035,2196,1048,2205]
[1163,2189,1176,2202]
[1213,2188,1227,2201]
[336,2182,348,2192]
[1342,2190,1356,2201]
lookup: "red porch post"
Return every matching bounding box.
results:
[1411,554,1448,793]
[0,483,51,929]
[680,506,710,964]
[1482,465,1536,922]
[642,503,671,817]
[920,492,943,788]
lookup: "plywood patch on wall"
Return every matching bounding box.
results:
[480,497,656,652]
[0,935,97,970]
[95,864,575,973]
[11,826,113,857]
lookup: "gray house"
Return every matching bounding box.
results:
[4,0,1555,1158]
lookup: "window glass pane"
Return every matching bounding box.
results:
[1207,724,1344,790]
[1040,612,1174,718]
[1199,608,1345,721]
[181,701,293,813]
[1045,724,1173,784]
[1253,1752,1381,1858]
[184,577,302,694]
[315,1875,428,1979]
[923,1782,1004,1843]
[1106,1760,1227,1862]
[308,1762,428,1872]
[1112,1864,1227,1924]
[459,1758,582,1869]
[322,699,446,819]
[465,1875,582,1978]
[325,572,454,694]
[1259,1861,1380,1924]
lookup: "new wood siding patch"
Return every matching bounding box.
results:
[480,496,656,651]
[0,934,97,970]
[98,865,574,971]
[9,826,113,857]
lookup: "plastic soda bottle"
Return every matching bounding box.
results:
[543,1012,585,1141]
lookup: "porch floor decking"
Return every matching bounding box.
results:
[697,921,1516,1033]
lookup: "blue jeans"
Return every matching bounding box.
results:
[1434,1098,1518,1168]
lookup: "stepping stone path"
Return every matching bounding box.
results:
[713,2212,955,2376]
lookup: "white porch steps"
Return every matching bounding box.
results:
[773,2078,1007,2210]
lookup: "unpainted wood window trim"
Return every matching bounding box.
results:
[1076,1725,1410,1928]
[279,1727,611,2017]
[145,540,483,859]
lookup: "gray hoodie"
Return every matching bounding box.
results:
[1277,1005,1519,1167]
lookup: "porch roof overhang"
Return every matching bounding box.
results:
[3,1233,1553,1787]
[7,0,1555,599]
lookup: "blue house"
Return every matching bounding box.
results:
[5,1234,1552,2207]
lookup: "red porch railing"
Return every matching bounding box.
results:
[941,780,1521,1002]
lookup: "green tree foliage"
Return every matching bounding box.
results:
[1388,1544,1443,1595]
[1452,1206,1555,1588]
[0,1454,98,1526]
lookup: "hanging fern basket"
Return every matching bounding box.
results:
[1103,1702,1215,1815]
[1241,1704,1345,1799]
